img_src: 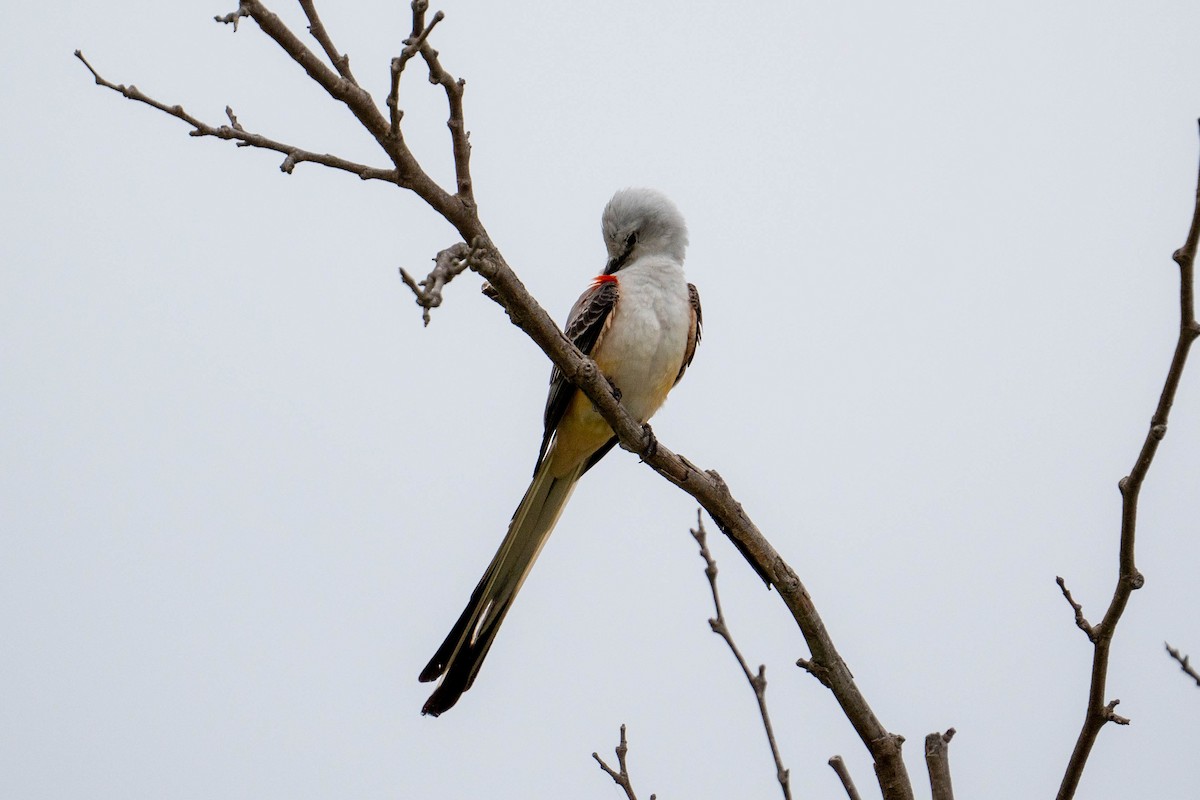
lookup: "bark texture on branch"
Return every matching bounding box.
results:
[924,729,956,800]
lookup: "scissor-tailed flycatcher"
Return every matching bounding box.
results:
[419,188,702,716]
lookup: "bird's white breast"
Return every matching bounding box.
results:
[593,255,691,423]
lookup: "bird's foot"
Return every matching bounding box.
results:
[606,377,622,403]
[641,423,658,459]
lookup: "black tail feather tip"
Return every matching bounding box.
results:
[421,682,465,717]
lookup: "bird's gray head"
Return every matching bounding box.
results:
[601,188,688,274]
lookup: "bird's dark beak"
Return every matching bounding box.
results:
[604,237,636,274]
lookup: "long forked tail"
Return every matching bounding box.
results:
[419,460,585,716]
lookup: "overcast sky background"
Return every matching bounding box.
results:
[4,2,1200,798]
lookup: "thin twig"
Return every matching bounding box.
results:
[692,512,792,800]
[298,0,356,82]
[1055,576,1096,641]
[924,729,956,800]
[74,51,397,183]
[213,4,249,30]
[592,725,655,800]
[1165,643,1200,687]
[1056,124,1200,799]
[828,756,863,800]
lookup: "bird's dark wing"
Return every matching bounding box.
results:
[534,278,620,473]
[673,283,703,386]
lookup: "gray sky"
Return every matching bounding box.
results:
[4,1,1200,798]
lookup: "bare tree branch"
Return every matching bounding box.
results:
[1165,642,1200,688]
[76,7,1200,798]
[76,51,397,182]
[592,725,655,800]
[226,1,475,231]
[828,756,864,800]
[691,512,791,800]
[80,6,915,796]
[924,729,956,800]
[1056,125,1200,799]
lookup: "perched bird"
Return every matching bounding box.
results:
[419,188,702,716]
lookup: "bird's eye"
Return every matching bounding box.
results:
[625,232,638,249]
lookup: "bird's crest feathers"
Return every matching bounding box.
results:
[601,187,688,268]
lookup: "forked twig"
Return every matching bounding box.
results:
[387,4,444,137]
[592,725,655,800]
[692,512,792,800]
[408,2,472,201]
[74,50,396,182]
[399,242,474,326]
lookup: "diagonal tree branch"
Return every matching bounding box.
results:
[468,238,915,799]
[1056,124,1200,800]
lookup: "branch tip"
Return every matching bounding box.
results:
[796,656,834,687]
[1055,576,1096,640]
[592,724,647,800]
[828,755,864,800]
[924,728,956,800]
[1165,643,1200,687]
[1103,699,1131,726]
[214,5,249,30]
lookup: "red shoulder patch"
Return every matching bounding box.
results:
[592,274,619,286]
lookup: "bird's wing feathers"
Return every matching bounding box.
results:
[534,279,619,473]
[674,282,703,386]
